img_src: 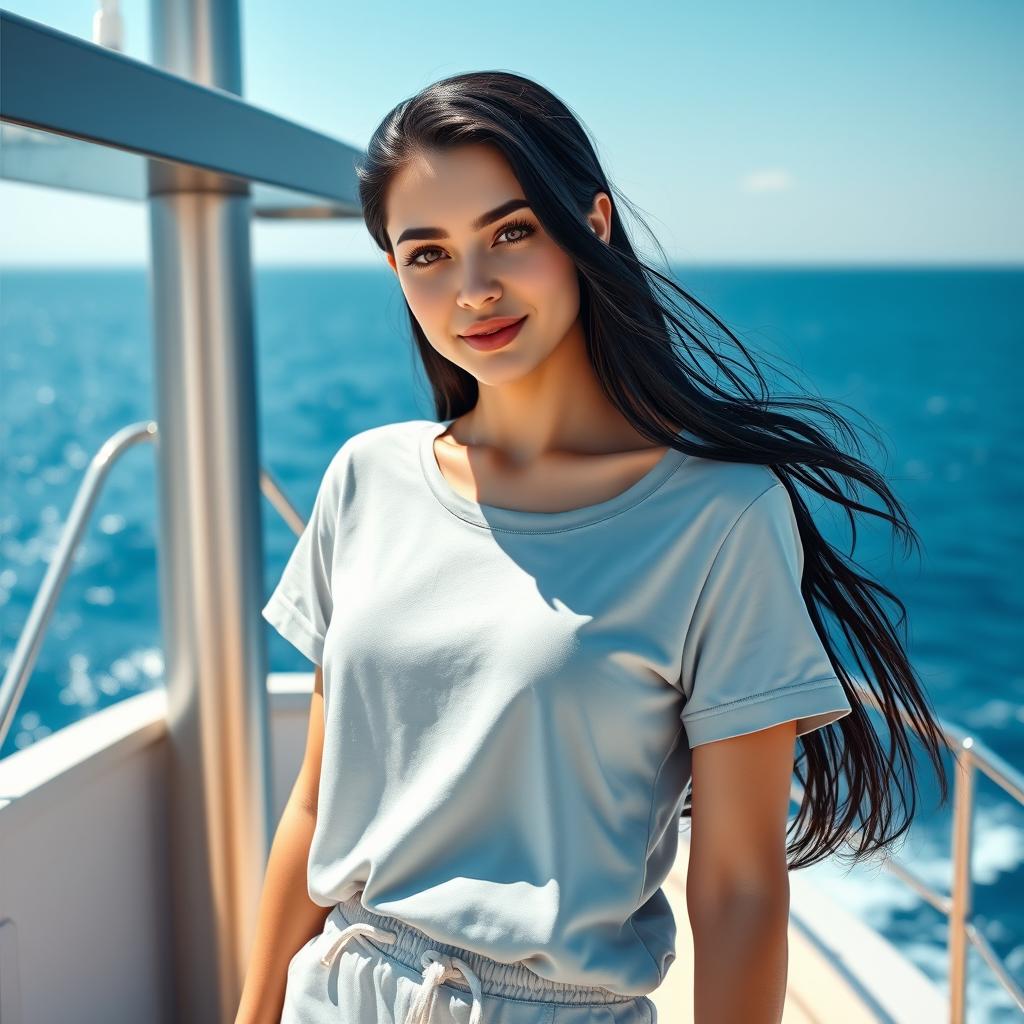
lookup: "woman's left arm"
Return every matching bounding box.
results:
[685,718,799,1024]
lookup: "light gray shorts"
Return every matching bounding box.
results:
[280,890,658,1023]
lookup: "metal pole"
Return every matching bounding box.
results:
[947,739,975,1024]
[148,2,273,1021]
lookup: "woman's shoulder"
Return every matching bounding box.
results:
[323,418,435,481]
[671,445,786,522]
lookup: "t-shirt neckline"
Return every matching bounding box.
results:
[417,418,689,533]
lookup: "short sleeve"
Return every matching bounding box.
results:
[678,482,852,748]
[262,454,342,667]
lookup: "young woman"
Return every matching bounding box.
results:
[237,71,950,1024]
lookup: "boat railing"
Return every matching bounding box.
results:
[2,421,1022,1023]
[786,681,1023,1020]
[0,419,305,751]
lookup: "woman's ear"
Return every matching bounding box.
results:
[586,190,613,243]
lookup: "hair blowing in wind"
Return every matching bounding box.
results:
[354,69,951,870]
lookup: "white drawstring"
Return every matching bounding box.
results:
[318,919,485,1023]
[403,948,485,1024]
[319,921,398,968]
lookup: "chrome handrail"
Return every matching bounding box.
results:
[2,422,1022,1021]
[0,420,306,751]
[790,691,1024,1021]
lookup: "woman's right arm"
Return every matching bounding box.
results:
[235,665,331,1024]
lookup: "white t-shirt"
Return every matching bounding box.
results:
[262,418,852,997]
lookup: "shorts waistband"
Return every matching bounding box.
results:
[332,890,635,1006]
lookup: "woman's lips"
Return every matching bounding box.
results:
[460,315,527,350]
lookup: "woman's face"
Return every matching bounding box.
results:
[384,144,607,388]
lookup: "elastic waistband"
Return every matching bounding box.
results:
[333,890,634,1006]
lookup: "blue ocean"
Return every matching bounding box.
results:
[1,266,1021,1020]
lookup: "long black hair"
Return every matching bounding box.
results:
[355,70,951,870]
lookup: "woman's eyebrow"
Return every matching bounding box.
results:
[395,198,531,246]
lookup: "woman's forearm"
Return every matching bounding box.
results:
[234,794,331,1024]
[690,892,789,1024]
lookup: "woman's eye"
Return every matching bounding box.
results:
[406,247,443,268]
[402,219,535,269]
[498,221,533,245]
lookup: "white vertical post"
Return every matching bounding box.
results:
[148,1,273,1020]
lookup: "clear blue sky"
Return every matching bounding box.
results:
[2,0,1021,266]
